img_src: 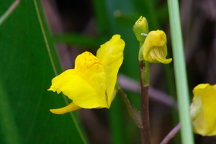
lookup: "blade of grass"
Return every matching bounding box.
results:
[167,0,194,144]
[33,0,88,143]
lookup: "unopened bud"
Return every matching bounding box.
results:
[133,16,148,43]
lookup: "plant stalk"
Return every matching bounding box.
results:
[139,61,151,144]
[117,86,142,128]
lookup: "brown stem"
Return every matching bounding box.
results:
[139,61,151,144]
[118,86,142,128]
[118,74,177,108]
[160,123,180,144]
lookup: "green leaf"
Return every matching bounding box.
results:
[0,0,87,144]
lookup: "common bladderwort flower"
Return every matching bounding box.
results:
[190,83,216,136]
[142,30,172,64]
[133,16,172,64]
[48,35,125,114]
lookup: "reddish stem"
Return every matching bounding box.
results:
[139,61,151,144]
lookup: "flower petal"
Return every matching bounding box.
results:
[96,35,125,107]
[75,52,107,100]
[190,83,216,136]
[49,52,108,109]
[50,102,80,114]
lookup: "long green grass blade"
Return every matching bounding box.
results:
[167,0,194,144]
[0,0,87,143]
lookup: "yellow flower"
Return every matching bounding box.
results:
[48,35,125,114]
[142,30,172,64]
[190,83,216,136]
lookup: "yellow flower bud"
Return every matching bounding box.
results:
[48,35,125,114]
[133,16,148,43]
[190,83,216,136]
[142,30,172,64]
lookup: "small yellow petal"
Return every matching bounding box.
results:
[142,30,172,64]
[50,103,80,114]
[190,83,216,136]
[96,34,125,107]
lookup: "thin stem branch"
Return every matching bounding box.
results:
[139,61,151,144]
[0,0,20,26]
[160,123,180,144]
[117,85,142,128]
[118,74,177,108]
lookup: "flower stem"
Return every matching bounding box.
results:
[118,74,177,108]
[139,61,151,144]
[117,85,142,128]
[160,123,180,144]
